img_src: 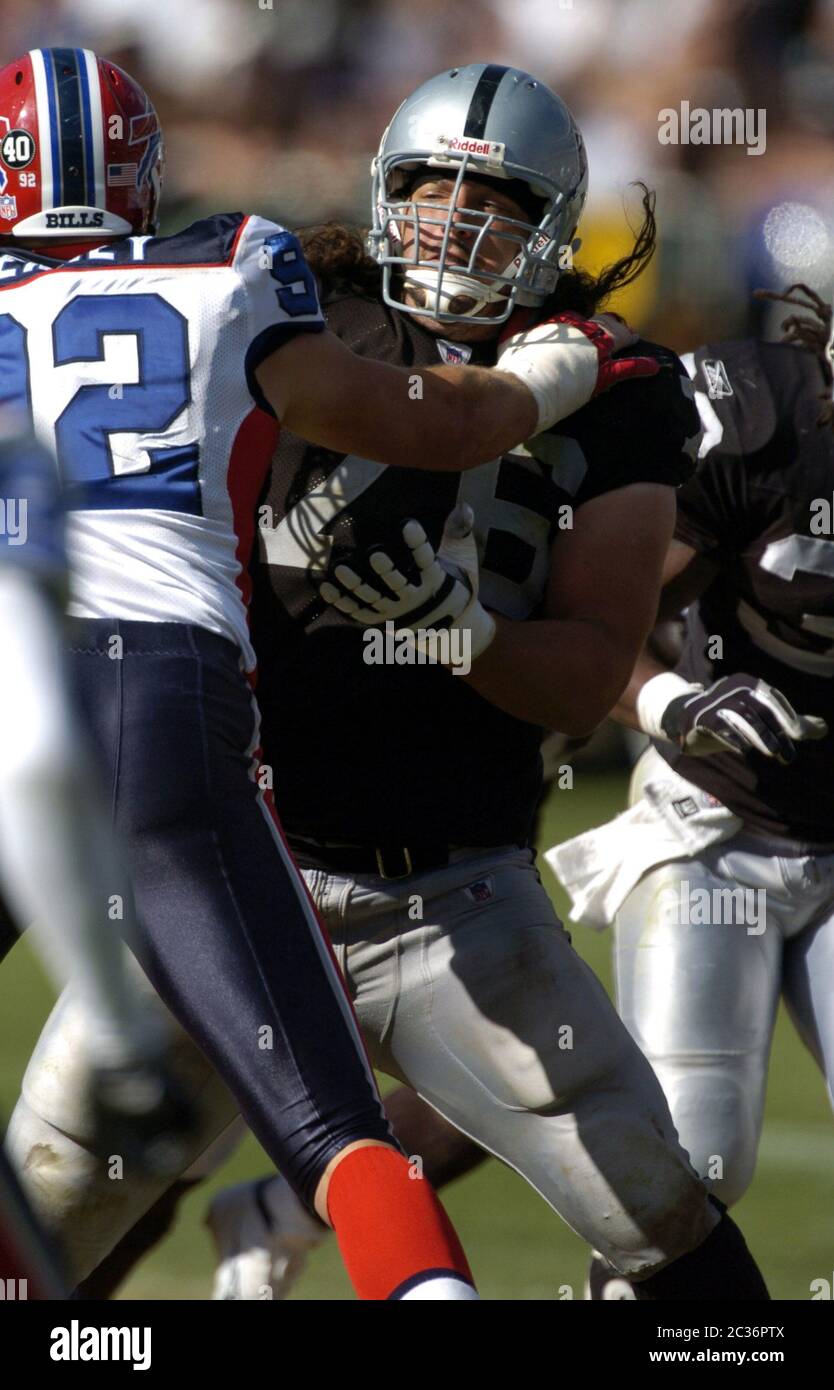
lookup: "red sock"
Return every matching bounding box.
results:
[326,1145,476,1300]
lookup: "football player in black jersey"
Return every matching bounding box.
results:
[202,289,833,1302]
[195,65,768,1301]
[27,64,772,1301]
[0,47,666,1305]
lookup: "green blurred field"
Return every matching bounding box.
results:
[2,769,831,1300]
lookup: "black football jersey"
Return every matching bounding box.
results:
[659,338,834,842]
[251,289,699,845]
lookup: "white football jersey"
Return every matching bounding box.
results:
[0,214,324,668]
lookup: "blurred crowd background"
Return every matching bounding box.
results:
[9,0,834,351]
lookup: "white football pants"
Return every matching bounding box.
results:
[615,748,834,1207]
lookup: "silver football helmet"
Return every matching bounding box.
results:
[369,63,588,325]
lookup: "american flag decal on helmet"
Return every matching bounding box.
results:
[106,162,138,187]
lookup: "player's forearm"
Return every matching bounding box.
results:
[414,364,539,469]
[260,332,538,471]
[310,362,539,472]
[461,613,643,735]
[611,647,672,731]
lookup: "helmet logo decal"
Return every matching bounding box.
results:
[129,109,161,194]
[103,110,160,192]
[0,194,18,219]
[0,128,36,170]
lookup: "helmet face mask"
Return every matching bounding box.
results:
[375,157,565,325]
[368,64,588,326]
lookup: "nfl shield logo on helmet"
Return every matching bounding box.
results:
[0,194,17,220]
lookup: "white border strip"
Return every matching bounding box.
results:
[28,49,54,210]
[79,48,105,211]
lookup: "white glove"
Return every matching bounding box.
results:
[494,310,661,434]
[319,503,496,663]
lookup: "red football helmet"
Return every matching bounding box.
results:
[0,48,163,253]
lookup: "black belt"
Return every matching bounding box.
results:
[287,837,525,881]
[287,838,452,880]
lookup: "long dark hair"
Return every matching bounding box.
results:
[753,282,833,427]
[540,182,657,318]
[297,182,658,319]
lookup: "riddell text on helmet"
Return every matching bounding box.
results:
[435,136,505,160]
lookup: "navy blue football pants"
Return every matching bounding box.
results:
[60,617,393,1208]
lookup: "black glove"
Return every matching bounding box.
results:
[660,674,828,764]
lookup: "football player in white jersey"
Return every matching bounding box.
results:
[0,47,658,1301]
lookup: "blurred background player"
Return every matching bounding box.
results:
[548,286,834,1296]
[0,414,195,1296]
[0,45,655,1302]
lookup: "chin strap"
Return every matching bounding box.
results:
[403,265,511,318]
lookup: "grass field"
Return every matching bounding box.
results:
[1,769,831,1300]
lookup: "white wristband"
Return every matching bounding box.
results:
[494,322,600,433]
[635,671,704,741]
[457,599,496,662]
[411,600,496,670]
